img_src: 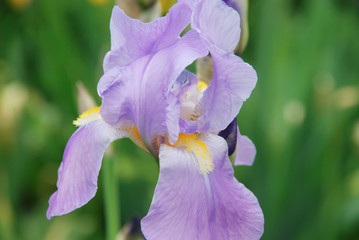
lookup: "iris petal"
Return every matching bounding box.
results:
[141,133,264,240]
[200,51,257,132]
[191,0,241,53]
[104,3,192,72]
[234,128,256,166]
[101,30,208,151]
[177,0,257,133]
[46,119,126,219]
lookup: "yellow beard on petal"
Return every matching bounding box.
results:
[73,106,101,127]
[198,80,208,92]
[170,133,214,175]
[73,106,151,154]
[127,126,151,154]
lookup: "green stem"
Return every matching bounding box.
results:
[103,156,120,240]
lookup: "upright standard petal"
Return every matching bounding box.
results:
[47,119,126,219]
[101,30,208,152]
[191,0,241,53]
[141,134,264,240]
[103,3,192,72]
[178,0,256,133]
[199,51,257,132]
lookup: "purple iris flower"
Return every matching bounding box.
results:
[47,0,264,239]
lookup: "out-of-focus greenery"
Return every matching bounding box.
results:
[0,0,358,239]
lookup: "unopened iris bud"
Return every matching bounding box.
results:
[116,0,141,19]
[219,117,238,157]
[196,55,213,87]
[116,0,160,22]
[76,82,97,114]
[116,217,143,240]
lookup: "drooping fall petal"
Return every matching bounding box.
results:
[141,133,264,239]
[47,119,126,219]
[234,128,256,166]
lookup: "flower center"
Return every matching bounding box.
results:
[170,133,214,175]
[179,80,209,121]
[126,126,151,154]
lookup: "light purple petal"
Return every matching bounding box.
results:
[101,30,208,150]
[178,0,199,10]
[178,0,256,133]
[47,119,124,219]
[166,92,181,144]
[200,51,257,132]
[103,3,191,72]
[234,128,256,166]
[142,134,264,239]
[99,57,147,128]
[97,65,129,97]
[191,0,241,53]
[179,118,198,134]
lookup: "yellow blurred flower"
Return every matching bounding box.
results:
[160,0,176,15]
[9,0,32,10]
[88,0,110,6]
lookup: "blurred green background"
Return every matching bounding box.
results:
[0,0,359,239]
